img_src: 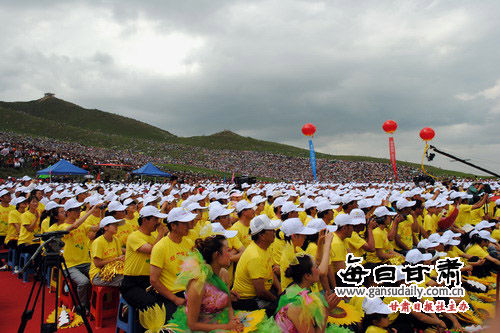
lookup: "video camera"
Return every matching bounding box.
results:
[34,230,69,253]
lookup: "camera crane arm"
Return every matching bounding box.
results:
[428,145,500,178]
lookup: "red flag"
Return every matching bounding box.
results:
[389,137,398,180]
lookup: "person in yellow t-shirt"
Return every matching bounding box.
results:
[49,199,102,310]
[39,201,64,233]
[0,189,14,246]
[121,206,167,310]
[366,206,403,265]
[18,195,42,255]
[107,201,130,246]
[210,204,245,284]
[150,207,196,321]
[5,197,27,273]
[279,217,316,290]
[345,209,375,259]
[329,214,355,288]
[184,202,208,243]
[123,198,139,231]
[361,297,393,333]
[230,200,256,247]
[466,232,500,271]
[89,216,124,287]
[232,214,280,312]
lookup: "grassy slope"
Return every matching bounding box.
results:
[0,98,483,179]
[0,98,175,141]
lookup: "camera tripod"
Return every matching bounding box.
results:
[18,236,93,333]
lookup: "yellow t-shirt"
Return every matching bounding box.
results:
[423,214,438,234]
[270,232,286,266]
[125,216,139,231]
[124,230,157,276]
[264,202,276,219]
[50,222,91,268]
[84,215,102,230]
[345,231,366,258]
[329,233,347,263]
[227,235,244,284]
[366,227,392,263]
[492,229,500,241]
[230,220,251,247]
[116,223,134,247]
[384,296,405,323]
[40,217,51,234]
[18,211,40,245]
[366,325,388,333]
[305,242,318,258]
[5,209,22,243]
[232,241,274,299]
[391,217,413,251]
[470,208,485,225]
[0,204,14,236]
[150,236,194,293]
[279,242,304,290]
[89,235,122,281]
[453,204,472,228]
[466,244,489,259]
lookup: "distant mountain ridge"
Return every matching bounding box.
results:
[0,94,480,178]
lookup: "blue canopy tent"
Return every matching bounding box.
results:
[131,162,171,181]
[37,159,89,181]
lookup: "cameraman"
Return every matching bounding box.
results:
[48,199,101,313]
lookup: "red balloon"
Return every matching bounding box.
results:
[420,127,435,141]
[382,120,398,134]
[302,123,316,136]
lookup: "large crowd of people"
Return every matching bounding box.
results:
[0,132,424,182]
[0,174,498,332]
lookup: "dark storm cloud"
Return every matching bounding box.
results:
[0,0,499,173]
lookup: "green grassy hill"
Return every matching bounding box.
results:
[0,95,483,179]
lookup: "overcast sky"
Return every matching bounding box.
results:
[0,0,499,175]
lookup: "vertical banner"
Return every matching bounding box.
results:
[388,136,398,180]
[308,139,317,181]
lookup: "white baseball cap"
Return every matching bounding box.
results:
[349,209,366,225]
[303,199,317,210]
[167,207,197,223]
[209,205,234,221]
[11,196,27,206]
[281,202,304,215]
[186,202,208,212]
[99,216,124,228]
[44,201,62,211]
[478,230,496,243]
[211,222,238,238]
[362,297,392,315]
[107,201,127,212]
[405,249,432,264]
[417,239,439,249]
[139,206,168,219]
[64,198,83,211]
[251,195,266,205]
[306,218,337,233]
[396,199,416,210]
[281,218,317,237]
[236,200,256,213]
[250,214,280,235]
[0,189,10,197]
[442,230,460,239]
[442,237,460,246]
[475,220,495,231]
[373,206,397,217]
[334,213,355,226]
[316,200,335,213]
